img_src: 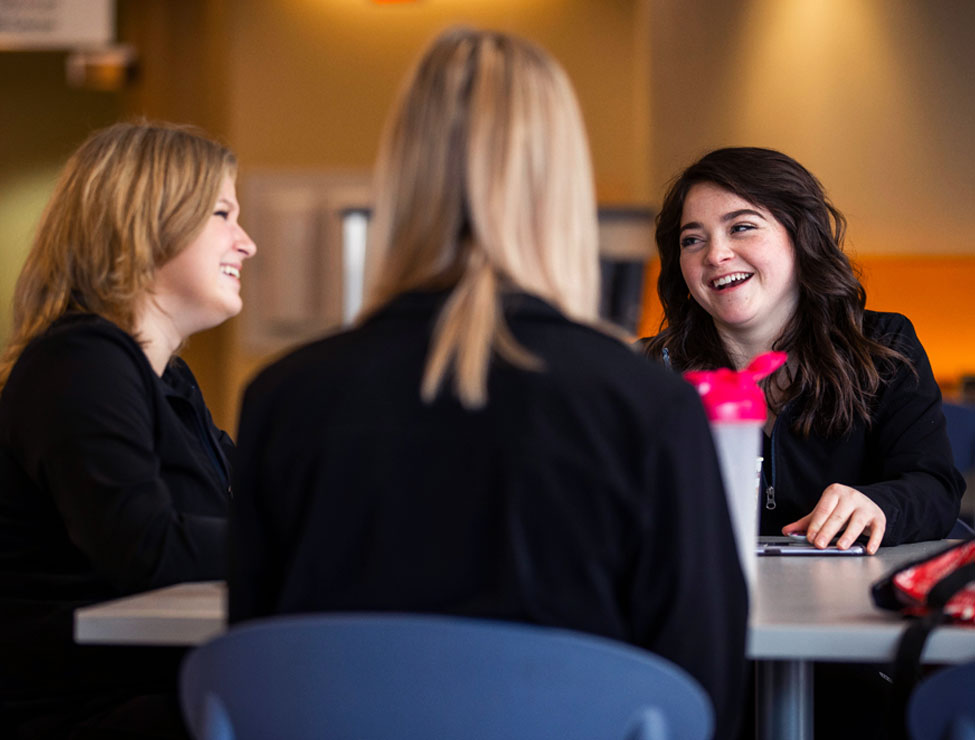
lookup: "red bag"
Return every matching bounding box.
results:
[876,539,975,622]
[871,538,975,739]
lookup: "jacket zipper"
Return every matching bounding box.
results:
[761,416,779,511]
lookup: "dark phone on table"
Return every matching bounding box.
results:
[756,535,867,556]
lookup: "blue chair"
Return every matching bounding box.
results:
[944,403,975,474]
[943,402,975,538]
[180,613,713,740]
[908,661,975,740]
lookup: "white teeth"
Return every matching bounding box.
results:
[220,265,240,279]
[712,272,750,288]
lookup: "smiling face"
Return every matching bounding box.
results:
[151,174,256,340]
[678,182,799,353]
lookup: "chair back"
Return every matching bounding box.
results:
[908,660,975,740]
[944,403,975,474]
[180,613,713,740]
[944,402,975,537]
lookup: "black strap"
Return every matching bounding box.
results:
[888,561,975,740]
[928,561,975,610]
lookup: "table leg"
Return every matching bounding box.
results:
[756,659,813,740]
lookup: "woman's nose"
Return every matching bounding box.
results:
[703,236,734,265]
[236,226,257,258]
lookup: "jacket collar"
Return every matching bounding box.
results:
[375,289,567,322]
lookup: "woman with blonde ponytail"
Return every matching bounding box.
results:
[0,121,255,738]
[229,28,747,739]
[363,26,599,408]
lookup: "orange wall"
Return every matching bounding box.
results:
[637,258,663,340]
[860,256,975,393]
[638,256,975,393]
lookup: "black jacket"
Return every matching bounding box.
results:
[229,291,748,739]
[646,311,964,544]
[758,311,963,544]
[0,313,232,732]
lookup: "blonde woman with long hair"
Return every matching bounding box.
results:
[0,121,255,738]
[229,28,746,739]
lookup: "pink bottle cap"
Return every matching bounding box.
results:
[683,351,788,423]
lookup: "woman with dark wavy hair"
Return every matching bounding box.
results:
[643,147,963,555]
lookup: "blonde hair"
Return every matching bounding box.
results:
[367,27,599,409]
[0,120,236,391]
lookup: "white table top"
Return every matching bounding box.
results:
[74,580,226,646]
[749,540,975,663]
[75,541,975,663]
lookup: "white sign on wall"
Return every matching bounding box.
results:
[0,0,114,50]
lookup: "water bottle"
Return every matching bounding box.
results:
[683,351,787,592]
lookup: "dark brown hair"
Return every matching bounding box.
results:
[644,147,910,437]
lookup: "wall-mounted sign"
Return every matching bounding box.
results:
[0,0,114,50]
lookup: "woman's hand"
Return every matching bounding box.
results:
[781,483,886,554]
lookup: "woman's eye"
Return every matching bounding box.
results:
[680,235,702,249]
[214,210,230,220]
[730,223,755,234]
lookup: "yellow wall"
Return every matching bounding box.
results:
[225,0,651,202]
[647,0,975,256]
[0,52,122,349]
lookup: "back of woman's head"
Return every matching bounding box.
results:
[0,120,236,390]
[368,27,599,408]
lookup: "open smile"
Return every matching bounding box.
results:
[710,272,752,291]
[220,264,241,279]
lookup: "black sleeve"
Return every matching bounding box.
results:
[630,379,748,740]
[857,315,964,544]
[227,371,283,623]
[9,329,226,591]
[205,398,237,471]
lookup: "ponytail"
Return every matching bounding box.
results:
[421,251,541,408]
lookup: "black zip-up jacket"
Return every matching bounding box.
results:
[758,311,963,544]
[0,313,232,734]
[649,311,964,545]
